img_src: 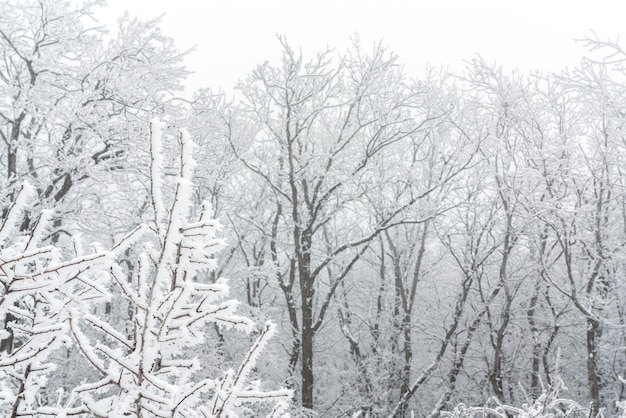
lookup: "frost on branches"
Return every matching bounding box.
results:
[0,183,112,417]
[0,121,291,417]
[439,373,626,418]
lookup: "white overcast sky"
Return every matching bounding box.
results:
[97,1,625,95]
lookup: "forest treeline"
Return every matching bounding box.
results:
[1,1,625,417]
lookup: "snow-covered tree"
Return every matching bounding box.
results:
[229,38,478,413]
[0,0,188,244]
[0,120,291,417]
[63,119,291,417]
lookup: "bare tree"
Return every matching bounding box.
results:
[228,39,478,413]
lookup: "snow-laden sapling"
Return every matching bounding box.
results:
[66,120,291,417]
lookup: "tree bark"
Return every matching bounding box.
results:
[586,318,602,417]
[299,231,315,410]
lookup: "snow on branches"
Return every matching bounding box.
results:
[0,121,291,417]
[440,374,626,418]
[66,119,291,417]
[0,183,112,417]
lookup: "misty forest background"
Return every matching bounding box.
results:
[1,1,626,417]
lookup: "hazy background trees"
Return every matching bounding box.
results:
[1,2,626,417]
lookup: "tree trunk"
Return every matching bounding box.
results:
[586,318,602,417]
[527,289,541,399]
[8,149,16,180]
[301,315,314,410]
[298,229,315,410]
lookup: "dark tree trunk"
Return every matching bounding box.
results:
[586,318,602,417]
[299,231,315,410]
